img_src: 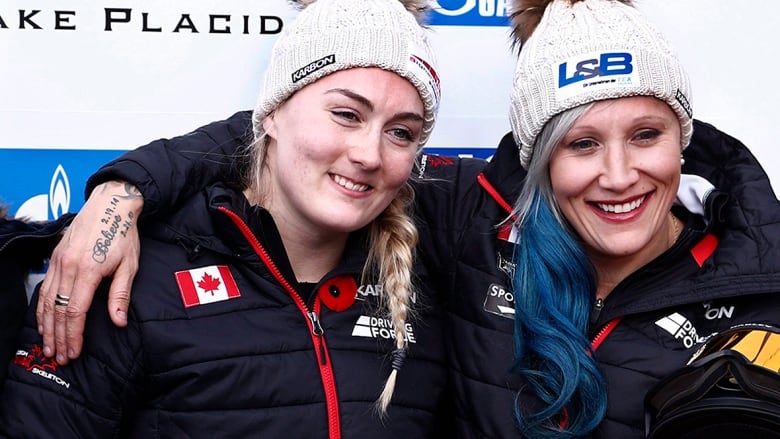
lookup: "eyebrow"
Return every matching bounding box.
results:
[632,115,673,124]
[325,88,424,123]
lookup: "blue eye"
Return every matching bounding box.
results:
[636,129,660,141]
[390,127,414,142]
[569,139,596,150]
[332,110,358,121]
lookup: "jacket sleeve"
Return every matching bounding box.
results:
[0,288,144,438]
[0,215,73,391]
[85,110,254,217]
[413,154,487,298]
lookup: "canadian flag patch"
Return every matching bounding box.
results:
[175,265,241,308]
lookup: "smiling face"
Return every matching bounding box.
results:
[549,96,682,266]
[259,67,424,238]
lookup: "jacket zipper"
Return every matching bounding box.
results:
[590,297,604,326]
[591,317,622,351]
[218,206,342,439]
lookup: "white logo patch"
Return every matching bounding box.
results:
[655,312,704,348]
[351,315,416,343]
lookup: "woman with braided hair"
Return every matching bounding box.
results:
[0,1,449,437]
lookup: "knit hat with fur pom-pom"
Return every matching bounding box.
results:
[509,0,693,168]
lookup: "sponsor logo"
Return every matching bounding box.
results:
[14,345,71,389]
[0,149,127,220]
[356,283,416,304]
[0,7,284,34]
[292,54,336,83]
[655,312,705,348]
[175,265,242,307]
[12,164,70,222]
[675,89,693,119]
[417,153,456,178]
[351,315,417,343]
[702,302,735,321]
[356,283,382,301]
[496,252,515,277]
[483,283,514,318]
[556,51,639,101]
[428,0,510,27]
[408,54,441,109]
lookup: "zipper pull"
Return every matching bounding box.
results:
[590,297,604,326]
[307,311,327,365]
[307,311,324,336]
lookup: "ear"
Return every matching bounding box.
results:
[262,111,277,139]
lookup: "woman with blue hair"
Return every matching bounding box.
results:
[505,0,780,437]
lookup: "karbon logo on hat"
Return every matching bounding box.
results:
[292,54,337,83]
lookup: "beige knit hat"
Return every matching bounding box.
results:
[253,0,441,146]
[509,0,693,168]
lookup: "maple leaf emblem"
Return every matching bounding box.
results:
[197,273,222,295]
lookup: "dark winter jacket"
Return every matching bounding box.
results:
[0,212,72,391]
[31,111,780,438]
[415,119,780,438]
[0,185,448,438]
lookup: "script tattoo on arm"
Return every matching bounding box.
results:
[92,183,141,263]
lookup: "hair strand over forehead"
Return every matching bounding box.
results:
[290,0,431,24]
[508,0,633,51]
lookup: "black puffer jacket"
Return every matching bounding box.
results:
[49,112,780,437]
[0,185,448,438]
[415,120,780,438]
[0,212,72,391]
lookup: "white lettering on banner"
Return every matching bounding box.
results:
[0,8,283,34]
[430,0,508,17]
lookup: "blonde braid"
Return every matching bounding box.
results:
[365,182,418,415]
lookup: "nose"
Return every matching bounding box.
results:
[346,129,382,171]
[598,144,639,191]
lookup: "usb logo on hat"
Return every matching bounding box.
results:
[558,51,634,88]
[554,50,640,102]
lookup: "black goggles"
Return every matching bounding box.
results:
[645,324,780,438]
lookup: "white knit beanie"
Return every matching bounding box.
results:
[510,0,693,169]
[253,0,441,146]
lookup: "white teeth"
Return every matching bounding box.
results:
[332,174,369,192]
[597,196,645,213]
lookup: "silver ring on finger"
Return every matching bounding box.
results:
[54,293,70,307]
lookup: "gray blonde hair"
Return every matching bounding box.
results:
[512,103,594,229]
